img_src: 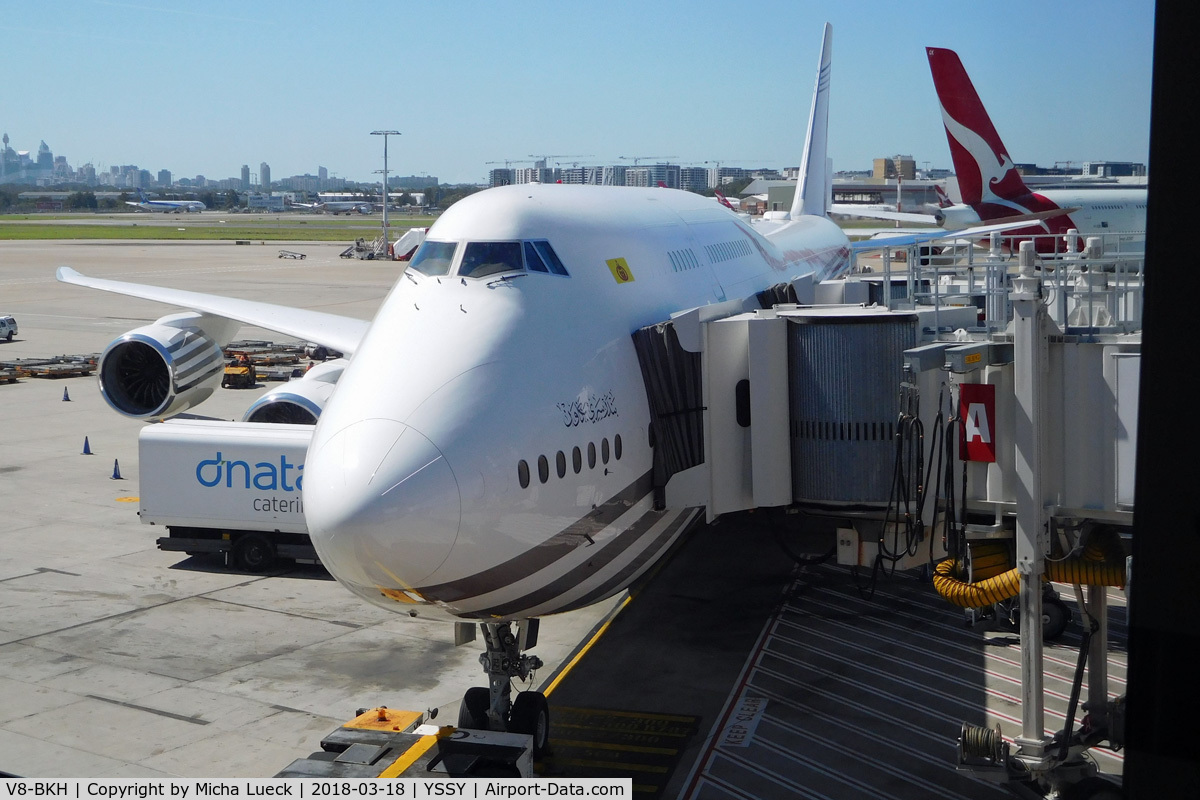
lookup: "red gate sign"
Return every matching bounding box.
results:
[960,383,997,462]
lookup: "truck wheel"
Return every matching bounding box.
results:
[233,533,275,572]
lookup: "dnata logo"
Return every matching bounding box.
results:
[196,452,303,492]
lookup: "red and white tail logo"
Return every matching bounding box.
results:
[926,47,1031,206]
[934,185,952,208]
[926,46,1077,248]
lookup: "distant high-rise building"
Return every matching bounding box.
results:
[873,155,916,180]
[158,169,171,187]
[318,166,328,182]
[241,164,250,189]
[625,164,680,189]
[260,162,271,190]
[679,167,708,192]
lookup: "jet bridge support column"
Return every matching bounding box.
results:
[1011,240,1054,767]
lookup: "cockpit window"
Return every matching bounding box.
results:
[409,240,458,276]
[523,241,550,273]
[459,241,524,279]
[531,240,569,276]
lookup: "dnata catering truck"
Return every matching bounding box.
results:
[139,419,317,571]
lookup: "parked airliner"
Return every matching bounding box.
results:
[58,24,1034,751]
[125,189,206,213]
[926,47,1145,250]
[836,48,1145,253]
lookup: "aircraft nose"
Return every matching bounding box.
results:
[304,418,460,591]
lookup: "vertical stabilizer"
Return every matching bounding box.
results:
[791,23,833,218]
[926,47,1032,206]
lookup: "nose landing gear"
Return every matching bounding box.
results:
[457,620,550,757]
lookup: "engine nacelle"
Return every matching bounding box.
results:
[241,359,345,424]
[937,205,983,229]
[99,312,237,420]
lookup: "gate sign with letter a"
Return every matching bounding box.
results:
[960,383,997,463]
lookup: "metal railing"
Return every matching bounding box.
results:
[857,230,1145,335]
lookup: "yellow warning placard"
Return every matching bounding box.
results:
[606,257,635,284]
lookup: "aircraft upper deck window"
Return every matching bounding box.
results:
[459,241,524,279]
[409,240,458,276]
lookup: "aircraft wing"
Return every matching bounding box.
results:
[56,267,369,355]
[850,218,1070,251]
[830,204,939,224]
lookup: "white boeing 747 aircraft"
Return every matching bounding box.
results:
[58,24,1031,751]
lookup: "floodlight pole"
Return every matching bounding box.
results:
[371,130,400,257]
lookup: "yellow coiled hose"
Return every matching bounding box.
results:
[933,549,1126,609]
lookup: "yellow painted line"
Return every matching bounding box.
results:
[543,594,631,698]
[553,722,693,737]
[553,757,668,774]
[552,705,698,723]
[377,735,439,778]
[115,496,139,503]
[550,737,678,756]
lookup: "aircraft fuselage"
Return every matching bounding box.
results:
[303,184,849,622]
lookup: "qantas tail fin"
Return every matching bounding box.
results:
[926,47,1032,206]
[934,184,953,208]
[791,23,833,218]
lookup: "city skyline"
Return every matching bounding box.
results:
[1,2,1153,185]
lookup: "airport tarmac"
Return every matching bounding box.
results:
[0,240,1127,795]
[0,240,623,777]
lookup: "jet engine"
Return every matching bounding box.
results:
[241,360,345,424]
[98,312,238,420]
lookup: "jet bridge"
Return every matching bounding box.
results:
[632,232,1142,798]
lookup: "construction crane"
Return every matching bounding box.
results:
[526,154,594,168]
[485,159,537,168]
[619,155,678,165]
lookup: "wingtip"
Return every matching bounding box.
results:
[55,266,80,282]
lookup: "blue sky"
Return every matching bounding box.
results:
[0,1,1155,185]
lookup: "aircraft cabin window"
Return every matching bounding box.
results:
[537,455,550,484]
[601,438,610,465]
[459,241,524,279]
[517,460,530,489]
[556,451,567,479]
[614,434,622,460]
[531,241,570,276]
[572,446,582,474]
[587,442,597,469]
[409,240,459,276]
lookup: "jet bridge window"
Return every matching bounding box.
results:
[459,241,524,279]
[409,240,459,276]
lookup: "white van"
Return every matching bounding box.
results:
[0,315,17,341]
